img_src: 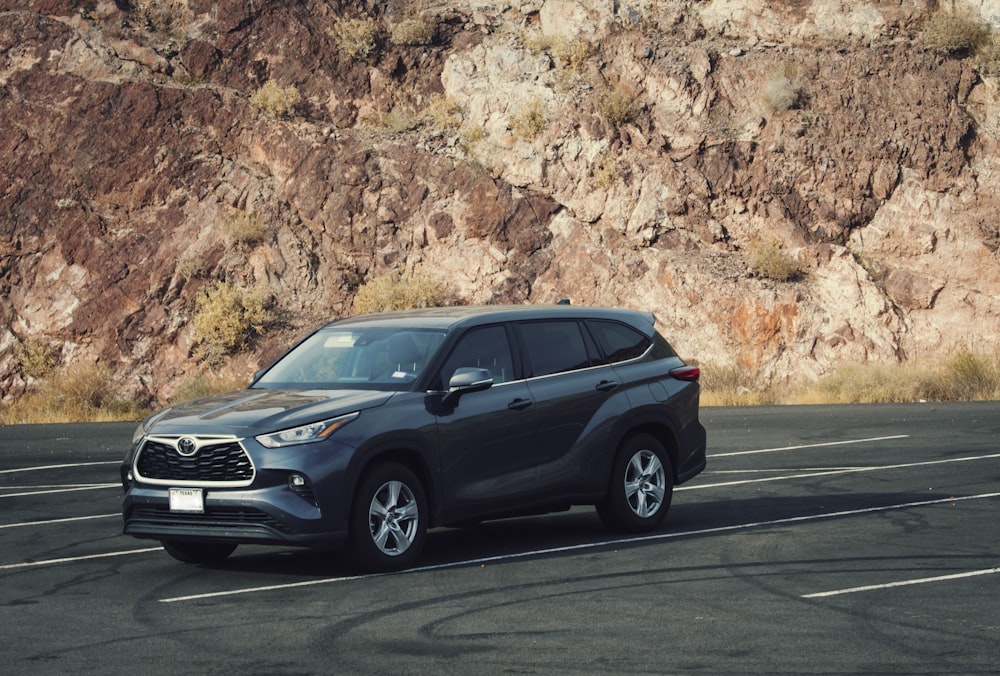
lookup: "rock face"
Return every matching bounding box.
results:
[2,0,999,405]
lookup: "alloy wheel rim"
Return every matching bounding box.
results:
[624,449,665,518]
[368,480,419,556]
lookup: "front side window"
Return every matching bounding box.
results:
[254,327,446,389]
[519,321,593,377]
[436,325,515,387]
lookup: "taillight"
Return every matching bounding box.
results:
[670,365,700,382]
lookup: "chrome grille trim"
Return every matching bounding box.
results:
[134,434,256,487]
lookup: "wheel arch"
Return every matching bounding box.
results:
[617,420,681,480]
[350,445,440,527]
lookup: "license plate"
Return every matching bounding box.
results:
[169,487,204,513]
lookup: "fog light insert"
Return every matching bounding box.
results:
[288,473,318,507]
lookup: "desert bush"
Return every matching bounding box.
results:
[921,5,990,55]
[745,238,802,281]
[331,16,378,60]
[595,86,639,128]
[193,281,274,363]
[698,362,788,407]
[763,67,805,112]
[522,32,593,72]
[222,208,267,247]
[250,80,300,119]
[171,370,249,404]
[352,270,451,314]
[423,94,463,130]
[0,362,144,424]
[389,16,436,46]
[176,252,209,281]
[592,152,620,190]
[509,98,547,140]
[14,338,60,379]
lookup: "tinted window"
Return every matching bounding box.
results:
[519,321,592,377]
[589,320,652,363]
[437,325,515,386]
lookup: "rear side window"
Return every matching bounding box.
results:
[589,321,651,363]
[519,321,593,377]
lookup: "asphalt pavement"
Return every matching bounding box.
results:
[1,402,998,674]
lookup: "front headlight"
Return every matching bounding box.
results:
[255,412,359,448]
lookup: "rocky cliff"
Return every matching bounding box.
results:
[2,0,1000,406]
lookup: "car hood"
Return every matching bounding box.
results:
[143,388,395,436]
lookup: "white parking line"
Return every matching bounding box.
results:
[0,461,119,474]
[678,452,1000,491]
[803,567,1000,598]
[0,484,118,498]
[0,547,162,571]
[158,491,1000,604]
[709,435,910,458]
[0,514,119,530]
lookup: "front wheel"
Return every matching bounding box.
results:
[345,463,428,572]
[597,434,674,533]
[161,540,237,564]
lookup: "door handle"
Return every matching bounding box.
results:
[507,398,533,411]
[595,380,619,392]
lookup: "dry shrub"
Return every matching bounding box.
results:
[745,238,802,281]
[508,98,547,140]
[250,80,300,119]
[922,5,990,55]
[193,282,274,363]
[222,209,267,247]
[698,362,789,407]
[592,152,620,190]
[763,64,806,112]
[0,362,144,424]
[14,338,60,379]
[352,270,451,314]
[331,16,378,60]
[171,370,249,404]
[389,16,436,46]
[595,86,639,129]
[423,94,463,130]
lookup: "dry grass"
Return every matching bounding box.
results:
[330,16,378,61]
[745,238,802,281]
[701,351,1000,406]
[250,80,300,119]
[352,270,452,314]
[508,98,547,140]
[0,362,146,424]
[170,370,250,404]
[921,5,990,55]
[193,281,274,363]
[595,86,639,129]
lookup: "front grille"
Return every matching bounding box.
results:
[136,438,254,485]
[126,506,290,534]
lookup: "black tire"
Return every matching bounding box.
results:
[596,434,674,533]
[161,540,237,564]
[345,462,428,572]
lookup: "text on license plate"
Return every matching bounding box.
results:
[169,487,204,513]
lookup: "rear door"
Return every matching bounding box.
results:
[516,320,627,493]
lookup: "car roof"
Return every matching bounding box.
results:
[322,304,657,333]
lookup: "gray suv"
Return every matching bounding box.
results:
[121,304,706,571]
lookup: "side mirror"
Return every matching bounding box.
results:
[443,367,493,404]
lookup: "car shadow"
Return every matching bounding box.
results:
[200,490,949,577]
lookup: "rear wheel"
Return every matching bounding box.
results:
[597,434,674,533]
[345,462,428,572]
[161,540,237,564]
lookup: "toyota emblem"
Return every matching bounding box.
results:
[176,437,198,457]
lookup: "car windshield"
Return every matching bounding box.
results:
[253,327,447,390]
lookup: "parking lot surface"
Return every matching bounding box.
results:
[1,402,998,673]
